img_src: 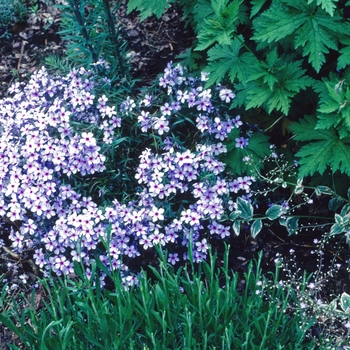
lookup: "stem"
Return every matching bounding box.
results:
[233,32,256,58]
[264,114,284,132]
[250,215,334,222]
[69,0,99,62]
[102,0,125,74]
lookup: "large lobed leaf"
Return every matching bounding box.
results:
[315,80,350,135]
[337,37,350,70]
[222,128,271,176]
[291,115,350,176]
[239,54,313,114]
[127,0,176,21]
[204,37,259,87]
[253,0,348,72]
[307,0,338,16]
[250,0,269,18]
[195,0,248,51]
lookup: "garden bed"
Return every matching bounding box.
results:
[1,0,350,348]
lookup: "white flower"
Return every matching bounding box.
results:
[150,206,165,222]
[80,132,96,147]
[153,116,170,135]
[219,88,235,103]
[196,238,208,253]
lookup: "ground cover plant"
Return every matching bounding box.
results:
[0,249,319,349]
[2,0,350,348]
[0,60,261,283]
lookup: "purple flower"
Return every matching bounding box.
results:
[168,253,180,265]
[235,137,249,149]
[0,60,262,279]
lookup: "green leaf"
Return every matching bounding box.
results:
[294,140,334,176]
[0,314,22,337]
[313,74,342,109]
[335,213,343,225]
[280,217,299,236]
[340,292,350,313]
[253,2,305,42]
[232,220,241,236]
[230,82,248,108]
[291,115,350,176]
[307,0,338,16]
[127,0,176,20]
[176,48,202,71]
[204,38,259,86]
[229,210,242,221]
[251,219,263,238]
[247,49,280,90]
[315,81,350,132]
[330,222,345,235]
[265,205,284,220]
[329,299,338,311]
[193,0,216,29]
[253,1,348,72]
[250,0,268,18]
[239,80,273,111]
[294,179,304,194]
[341,203,350,216]
[194,0,248,51]
[243,55,313,114]
[315,185,334,195]
[236,197,253,220]
[328,197,344,212]
[337,44,350,70]
[196,20,234,51]
[222,128,270,175]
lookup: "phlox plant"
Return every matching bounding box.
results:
[0,61,257,283]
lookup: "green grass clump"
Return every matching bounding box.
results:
[0,248,317,349]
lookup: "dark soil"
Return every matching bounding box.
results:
[1,1,350,349]
[0,0,63,98]
[118,3,196,84]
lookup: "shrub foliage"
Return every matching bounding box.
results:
[128,0,350,177]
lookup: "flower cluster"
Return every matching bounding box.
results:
[0,65,120,275]
[1,62,254,283]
